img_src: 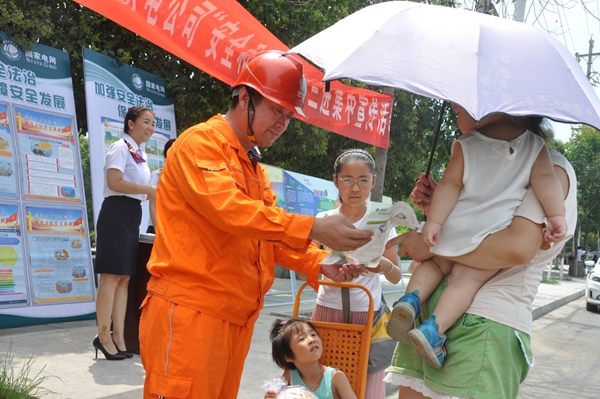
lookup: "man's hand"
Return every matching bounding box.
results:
[410,172,437,212]
[386,230,433,263]
[309,215,372,252]
[321,263,364,283]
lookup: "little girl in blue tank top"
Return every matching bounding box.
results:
[264,319,357,399]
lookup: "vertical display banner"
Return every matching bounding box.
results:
[82,48,176,228]
[265,163,393,215]
[0,32,96,327]
[265,164,338,215]
[284,170,338,216]
[265,165,286,210]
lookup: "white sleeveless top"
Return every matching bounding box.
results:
[467,150,577,334]
[432,130,545,256]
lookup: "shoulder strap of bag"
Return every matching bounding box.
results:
[342,289,389,324]
[341,287,350,324]
[373,293,389,323]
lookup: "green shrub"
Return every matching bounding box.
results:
[0,344,54,399]
[541,278,560,285]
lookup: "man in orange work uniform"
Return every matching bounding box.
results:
[139,51,373,399]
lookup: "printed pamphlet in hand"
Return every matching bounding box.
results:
[321,201,419,268]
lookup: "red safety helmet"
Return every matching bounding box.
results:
[234,50,307,117]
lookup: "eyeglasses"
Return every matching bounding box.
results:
[339,178,372,187]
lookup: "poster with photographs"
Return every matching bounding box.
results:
[0,203,27,308]
[0,102,18,197]
[14,106,82,203]
[24,205,93,304]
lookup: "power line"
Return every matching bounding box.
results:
[531,0,552,30]
[526,0,543,23]
[557,1,578,50]
[597,0,600,32]
[597,0,600,37]
[583,1,592,38]
[580,0,600,22]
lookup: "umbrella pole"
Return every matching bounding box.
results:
[425,101,448,177]
[421,101,448,221]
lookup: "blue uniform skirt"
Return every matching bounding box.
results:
[94,196,142,276]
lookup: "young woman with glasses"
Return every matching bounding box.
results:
[310,148,402,399]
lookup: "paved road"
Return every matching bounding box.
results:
[518,297,600,399]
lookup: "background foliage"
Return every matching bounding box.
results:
[564,126,600,252]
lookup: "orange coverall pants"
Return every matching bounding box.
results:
[140,294,255,399]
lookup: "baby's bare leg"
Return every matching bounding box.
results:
[405,257,453,303]
[432,260,499,334]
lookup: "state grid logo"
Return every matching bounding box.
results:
[1,41,21,62]
[131,74,144,91]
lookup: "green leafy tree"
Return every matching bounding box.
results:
[79,134,94,245]
[0,1,53,50]
[564,125,600,251]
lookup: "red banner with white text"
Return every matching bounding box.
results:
[73,0,393,148]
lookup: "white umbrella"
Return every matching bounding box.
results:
[288,1,600,130]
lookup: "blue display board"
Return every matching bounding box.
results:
[283,170,337,216]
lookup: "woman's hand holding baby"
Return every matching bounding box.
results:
[410,172,437,212]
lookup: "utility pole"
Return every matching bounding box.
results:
[575,37,600,81]
[513,0,527,22]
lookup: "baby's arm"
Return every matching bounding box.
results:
[421,222,442,247]
[529,146,567,242]
[424,141,465,246]
[331,369,358,399]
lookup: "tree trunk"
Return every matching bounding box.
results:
[574,218,581,254]
[372,146,387,202]
[371,86,394,202]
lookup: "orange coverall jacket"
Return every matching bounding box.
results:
[145,114,326,326]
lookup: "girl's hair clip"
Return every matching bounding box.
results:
[280,320,287,325]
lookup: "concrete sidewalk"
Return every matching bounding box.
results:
[0,271,586,399]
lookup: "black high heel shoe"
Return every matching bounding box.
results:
[92,336,127,360]
[113,340,134,358]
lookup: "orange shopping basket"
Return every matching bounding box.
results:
[292,280,373,399]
